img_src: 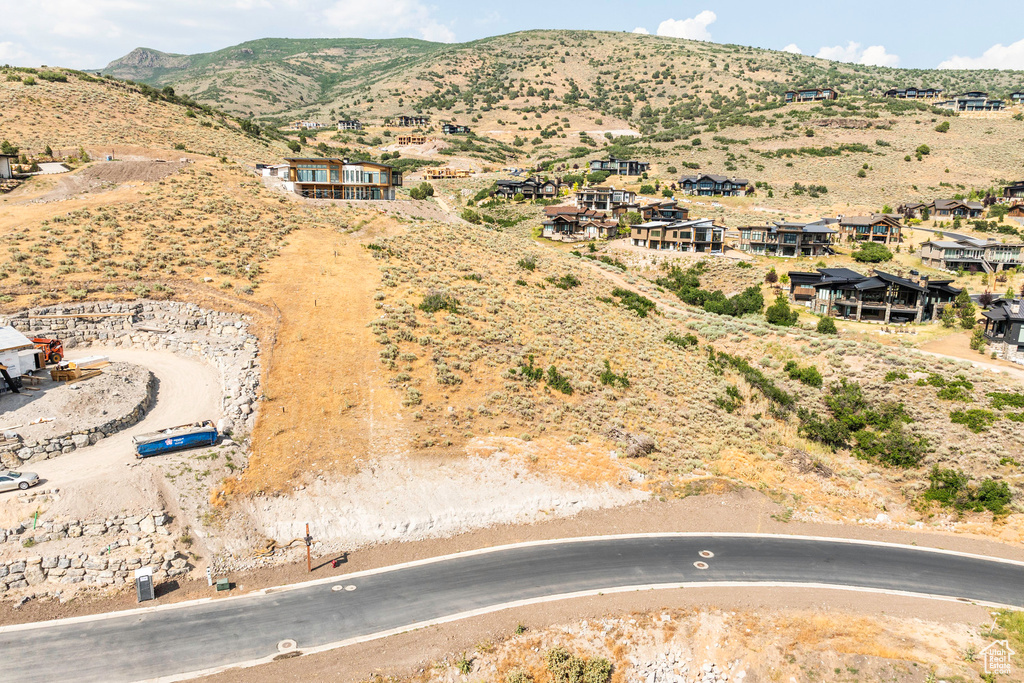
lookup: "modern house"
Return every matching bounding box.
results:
[983,298,1024,362]
[897,202,928,218]
[927,199,984,218]
[422,167,471,179]
[494,176,562,200]
[0,154,15,180]
[630,218,725,253]
[784,88,838,103]
[787,268,960,323]
[441,123,471,135]
[541,207,618,241]
[396,135,427,146]
[285,120,326,131]
[574,186,637,212]
[837,214,903,244]
[337,120,363,131]
[738,221,836,257]
[283,157,402,200]
[257,163,290,178]
[1003,181,1024,201]
[1012,92,1024,104]
[393,115,429,127]
[883,88,943,99]
[918,237,1024,273]
[639,200,690,222]
[588,157,650,176]
[936,93,1004,112]
[677,174,751,197]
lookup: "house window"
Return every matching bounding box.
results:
[330,168,339,183]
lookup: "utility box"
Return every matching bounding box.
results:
[135,567,155,603]
[216,578,231,592]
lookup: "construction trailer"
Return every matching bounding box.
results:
[0,327,43,394]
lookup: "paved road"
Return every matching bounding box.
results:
[2,535,1022,682]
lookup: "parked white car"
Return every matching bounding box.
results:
[0,470,39,492]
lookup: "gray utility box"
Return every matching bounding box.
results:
[135,567,155,603]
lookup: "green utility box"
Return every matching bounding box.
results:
[216,578,231,592]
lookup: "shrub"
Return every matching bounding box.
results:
[884,370,908,382]
[851,242,893,263]
[765,267,778,284]
[657,264,763,318]
[517,256,537,271]
[546,647,612,683]
[970,327,986,351]
[599,360,630,389]
[549,274,581,290]
[639,184,656,195]
[506,670,534,683]
[924,466,1011,514]
[916,144,931,156]
[988,392,1024,410]
[419,291,459,314]
[609,287,655,317]
[515,355,544,381]
[665,332,699,348]
[460,209,482,224]
[784,360,823,388]
[546,366,574,395]
[765,294,799,326]
[935,121,950,133]
[816,316,837,334]
[950,408,997,432]
[715,384,744,413]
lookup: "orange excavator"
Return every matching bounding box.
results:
[32,338,64,366]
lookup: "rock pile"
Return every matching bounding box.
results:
[633,655,745,683]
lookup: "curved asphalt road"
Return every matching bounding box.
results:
[2,534,1022,683]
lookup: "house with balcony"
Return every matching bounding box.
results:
[283,158,402,200]
[983,298,1024,362]
[919,237,1024,273]
[588,157,649,176]
[1003,181,1024,201]
[936,93,1004,112]
[678,174,752,197]
[442,123,471,135]
[574,186,637,212]
[393,115,429,127]
[630,219,725,253]
[285,120,327,131]
[838,214,903,244]
[883,88,943,99]
[396,134,427,146]
[494,176,562,200]
[337,119,362,131]
[927,199,984,218]
[897,202,928,218]
[639,200,690,222]
[738,221,836,257]
[1012,92,1024,104]
[784,88,838,103]
[787,268,960,323]
[541,206,618,241]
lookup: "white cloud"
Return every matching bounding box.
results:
[859,45,900,67]
[0,41,32,64]
[656,10,716,41]
[816,41,899,67]
[939,38,1024,69]
[781,43,802,55]
[323,0,454,43]
[632,27,650,35]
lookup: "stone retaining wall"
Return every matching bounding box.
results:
[1,299,261,436]
[0,372,157,469]
[0,509,192,593]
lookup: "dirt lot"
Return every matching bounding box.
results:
[0,361,151,442]
[28,160,192,203]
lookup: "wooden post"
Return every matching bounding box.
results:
[305,523,312,573]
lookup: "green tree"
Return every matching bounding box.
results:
[935,121,950,133]
[639,184,656,195]
[941,305,957,328]
[1,140,19,155]
[817,316,838,334]
[43,144,52,158]
[851,242,893,263]
[765,294,799,326]
[286,140,301,153]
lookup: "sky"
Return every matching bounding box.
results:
[1,0,1023,72]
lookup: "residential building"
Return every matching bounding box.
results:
[337,120,362,131]
[838,214,903,244]
[393,115,429,127]
[1012,92,1024,104]
[787,268,960,323]
[396,135,426,146]
[1008,205,1024,219]
[574,186,637,212]
[588,157,649,176]
[441,123,471,135]
[936,93,1004,112]
[257,163,290,178]
[422,167,471,179]
[285,120,326,131]
[918,237,1024,273]
[983,298,1024,362]
[494,176,561,200]
[784,88,838,103]
[639,200,690,222]
[897,202,928,218]
[630,218,725,253]
[1003,181,1024,201]
[0,154,14,180]
[541,207,618,241]
[283,157,402,200]
[883,88,943,99]
[738,221,836,257]
[677,174,751,197]
[927,199,984,218]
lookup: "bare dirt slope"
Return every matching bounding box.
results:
[30,160,191,202]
